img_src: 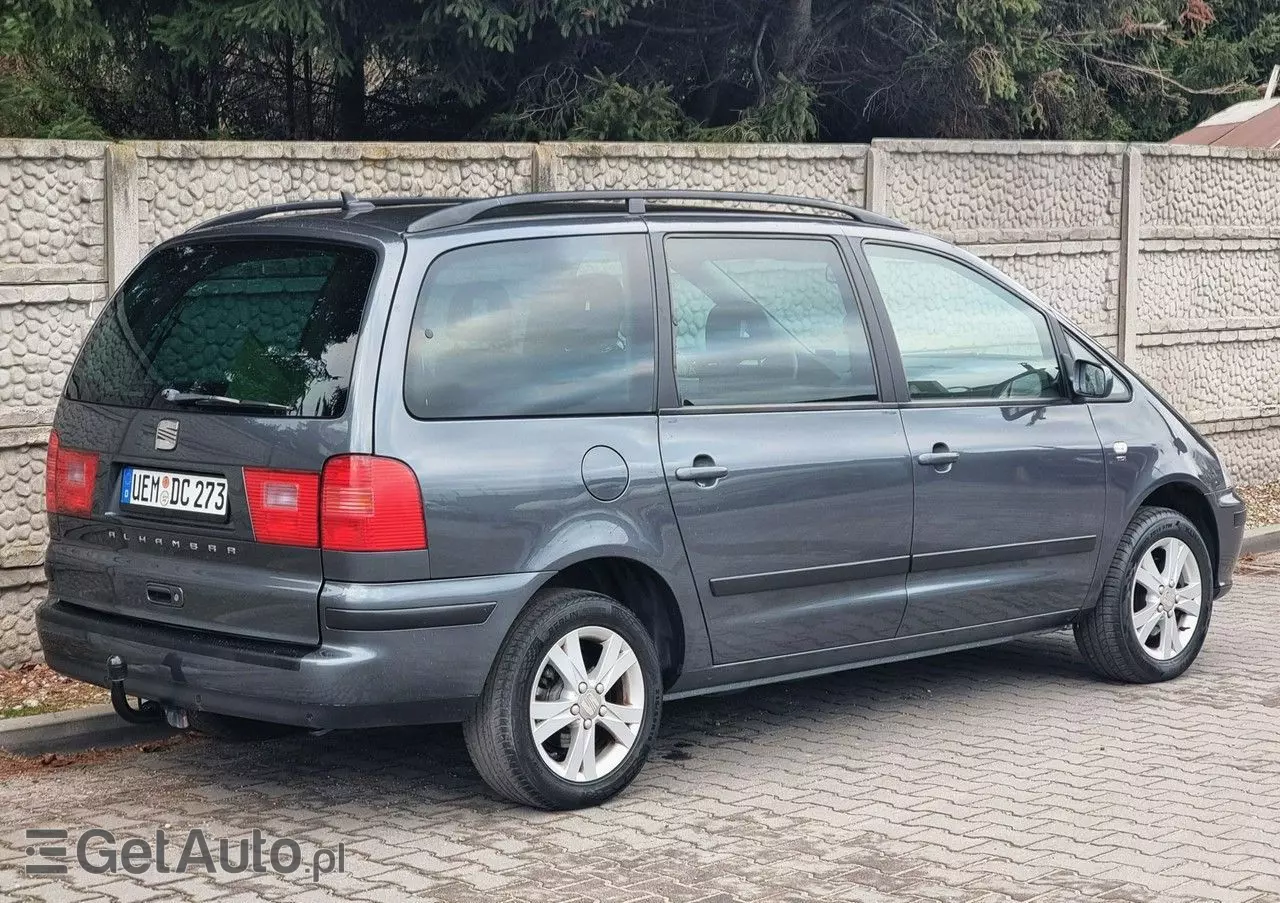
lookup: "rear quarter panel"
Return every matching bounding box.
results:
[371,223,715,675]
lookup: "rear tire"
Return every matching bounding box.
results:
[1074,506,1213,683]
[464,588,662,809]
[187,711,303,742]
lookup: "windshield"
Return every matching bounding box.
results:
[67,240,378,418]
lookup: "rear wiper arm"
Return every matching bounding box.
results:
[160,388,292,412]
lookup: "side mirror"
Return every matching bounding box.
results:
[1071,359,1113,399]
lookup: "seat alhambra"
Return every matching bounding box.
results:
[38,190,1245,808]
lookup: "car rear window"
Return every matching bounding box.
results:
[404,234,655,419]
[67,240,378,418]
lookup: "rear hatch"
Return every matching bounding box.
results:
[47,237,380,645]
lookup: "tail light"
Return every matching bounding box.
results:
[45,430,99,518]
[243,455,426,551]
[320,455,427,552]
[243,468,320,546]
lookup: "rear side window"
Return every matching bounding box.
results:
[68,240,377,418]
[666,236,877,406]
[404,234,655,419]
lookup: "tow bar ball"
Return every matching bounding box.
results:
[106,655,186,727]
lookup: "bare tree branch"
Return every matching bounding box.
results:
[1085,54,1252,95]
[751,10,770,103]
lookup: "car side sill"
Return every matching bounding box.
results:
[665,609,1077,700]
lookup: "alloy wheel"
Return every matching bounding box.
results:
[529,626,646,782]
[1130,536,1202,661]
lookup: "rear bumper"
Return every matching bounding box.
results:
[36,571,548,729]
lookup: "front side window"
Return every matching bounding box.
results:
[863,244,1063,401]
[405,234,654,419]
[666,237,877,406]
[68,240,378,418]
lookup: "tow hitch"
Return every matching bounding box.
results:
[107,655,167,725]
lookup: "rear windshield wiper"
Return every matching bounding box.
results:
[159,388,293,412]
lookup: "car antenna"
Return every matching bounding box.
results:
[340,190,375,215]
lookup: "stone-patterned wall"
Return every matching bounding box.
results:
[0,141,107,667]
[2,137,1280,666]
[1136,145,1280,485]
[134,142,534,248]
[543,142,868,207]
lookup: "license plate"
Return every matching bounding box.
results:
[121,467,228,517]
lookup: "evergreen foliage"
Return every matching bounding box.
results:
[2,0,1276,141]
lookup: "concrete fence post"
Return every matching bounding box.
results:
[864,145,890,215]
[1117,147,1142,364]
[104,143,139,295]
[532,144,560,192]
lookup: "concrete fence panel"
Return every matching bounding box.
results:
[1136,145,1280,484]
[540,142,869,207]
[130,142,536,253]
[0,141,108,666]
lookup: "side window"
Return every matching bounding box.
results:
[404,234,654,418]
[1065,332,1131,401]
[863,244,1063,401]
[665,237,878,406]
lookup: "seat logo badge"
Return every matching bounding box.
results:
[155,419,179,451]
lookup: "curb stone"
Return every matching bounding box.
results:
[0,704,173,756]
[1242,524,1280,558]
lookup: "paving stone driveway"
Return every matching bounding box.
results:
[4,568,1280,903]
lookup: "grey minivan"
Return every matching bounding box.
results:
[38,190,1246,809]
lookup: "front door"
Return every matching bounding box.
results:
[658,233,914,664]
[860,242,1106,636]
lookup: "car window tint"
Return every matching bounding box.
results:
[67,241,377,418]
[665,237,877,406]
[404,234,655,418]
[864,244,1063,401]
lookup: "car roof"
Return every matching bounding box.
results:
[181,191,911,244]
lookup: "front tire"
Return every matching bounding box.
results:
[1075,506,1213,683]
[464,588,662,809]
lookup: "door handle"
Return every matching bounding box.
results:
[675,465,729,482]
[145,582,183,608]
[675,454,728,485]
[916,452,959,466]
[917,442,959,471]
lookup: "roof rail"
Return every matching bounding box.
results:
[190,191,457,232]
[404,190,907,233]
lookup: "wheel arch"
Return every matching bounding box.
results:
[535,556,688,690]
[1135,479,1219,586]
